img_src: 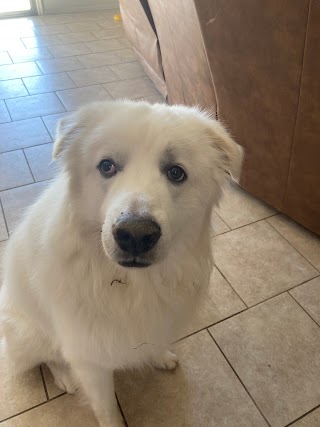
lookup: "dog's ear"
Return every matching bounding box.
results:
[52,113,80,160]
[208,120,243,182]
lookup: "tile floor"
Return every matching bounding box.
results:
[0,9,320,427]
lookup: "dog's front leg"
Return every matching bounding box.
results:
[73,363,124,427]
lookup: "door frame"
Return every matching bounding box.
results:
[0,0,42,18]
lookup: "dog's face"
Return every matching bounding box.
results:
[53,100,242,268]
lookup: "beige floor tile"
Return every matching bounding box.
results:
[56,85,111,111]
[0,52,12,66]
[76,51,123,68]
[138,94,166,104]
[211,210,230,235]
[24,143,57,182]
[210,293,320,427]
[68,66,119,87]
[8,46,54,63]
[267,214,320,271]
[1,394,99,427]
[0,207,8,241]
[41,364,64,399]
[213,220,318,306]
[116,330,268,427]
[290,277,320,325]
[49,42,91,58]
[34,24,69,36]
[98,19,122,30]
[22,35,63,49]
[291,408,320,426]
[0,118,52,153]
[109,61,146,79]
[6,93,65,121]
[0,79,28,100]
[215,183,276,229]
[66,22,102,32]
[36,57,84,74]
[85,38,128,53]
[0,38,25,51]
[0,150,33,191]
[0,25,35,39]
[114,48,136,62]
[117,38,131,48]
[92,28,125,40]
[0,364,46,422]
[0,62,41,81]
[41,15,82,25]
[0,101,10,124]
[103,76,158,100]
[57,31,96,44]
[42,112,70,138]
[1,181,50,233]
[179,268,246,338]
[23,73,76,94]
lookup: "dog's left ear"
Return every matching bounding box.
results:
[208,120,243,182]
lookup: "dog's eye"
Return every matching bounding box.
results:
[98,159,117,177]
[167,166,186,183]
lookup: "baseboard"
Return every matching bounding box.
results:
[42,2,118,15]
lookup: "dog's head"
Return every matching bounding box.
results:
[53,100,242,269]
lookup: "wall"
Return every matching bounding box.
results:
[42,0,118,14]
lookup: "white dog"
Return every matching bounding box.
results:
[0,100,242,426]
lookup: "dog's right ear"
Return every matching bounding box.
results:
[52,113,79,160]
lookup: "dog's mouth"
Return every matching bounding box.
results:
[118,259,152,268]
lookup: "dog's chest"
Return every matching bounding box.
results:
[59,280,183,369]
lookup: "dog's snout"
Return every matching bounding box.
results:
[113,216,161,255]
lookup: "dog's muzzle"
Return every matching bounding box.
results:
[112,214,161,267]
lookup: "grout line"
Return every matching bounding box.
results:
[175,275,320,345]
[288,292,320,328]
[40,365,49,400]
[212,208,230,231]
[174,306,248,344]
[1,51,136,82]
[214,264,248,308]
[0,197,10,238]
[267,219,320,273]
[212,213,279,238]
[22,148,36,182]
[285,402,320,426]
[0,393,66,424]
[0,141,52,155]
[3,99,13,122]
[206,329,272,426]
[21,78,31,96]
[0,177,52,196]
[115,393,128,427]
[40,116,56,139]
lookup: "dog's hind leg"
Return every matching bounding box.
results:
[72,363,124,427]
[0,317,51,375]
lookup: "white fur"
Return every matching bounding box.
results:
[0,100,242,426]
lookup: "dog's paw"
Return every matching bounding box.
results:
[53,371,78,394]
[48,363,78,394]
[152,350,179,370]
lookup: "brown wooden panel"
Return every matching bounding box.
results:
[284,0,320,234]
[149,0,216,109]
[120,0,167,97]
[195,0,309,209]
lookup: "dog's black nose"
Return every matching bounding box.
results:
[113,216,161,255]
